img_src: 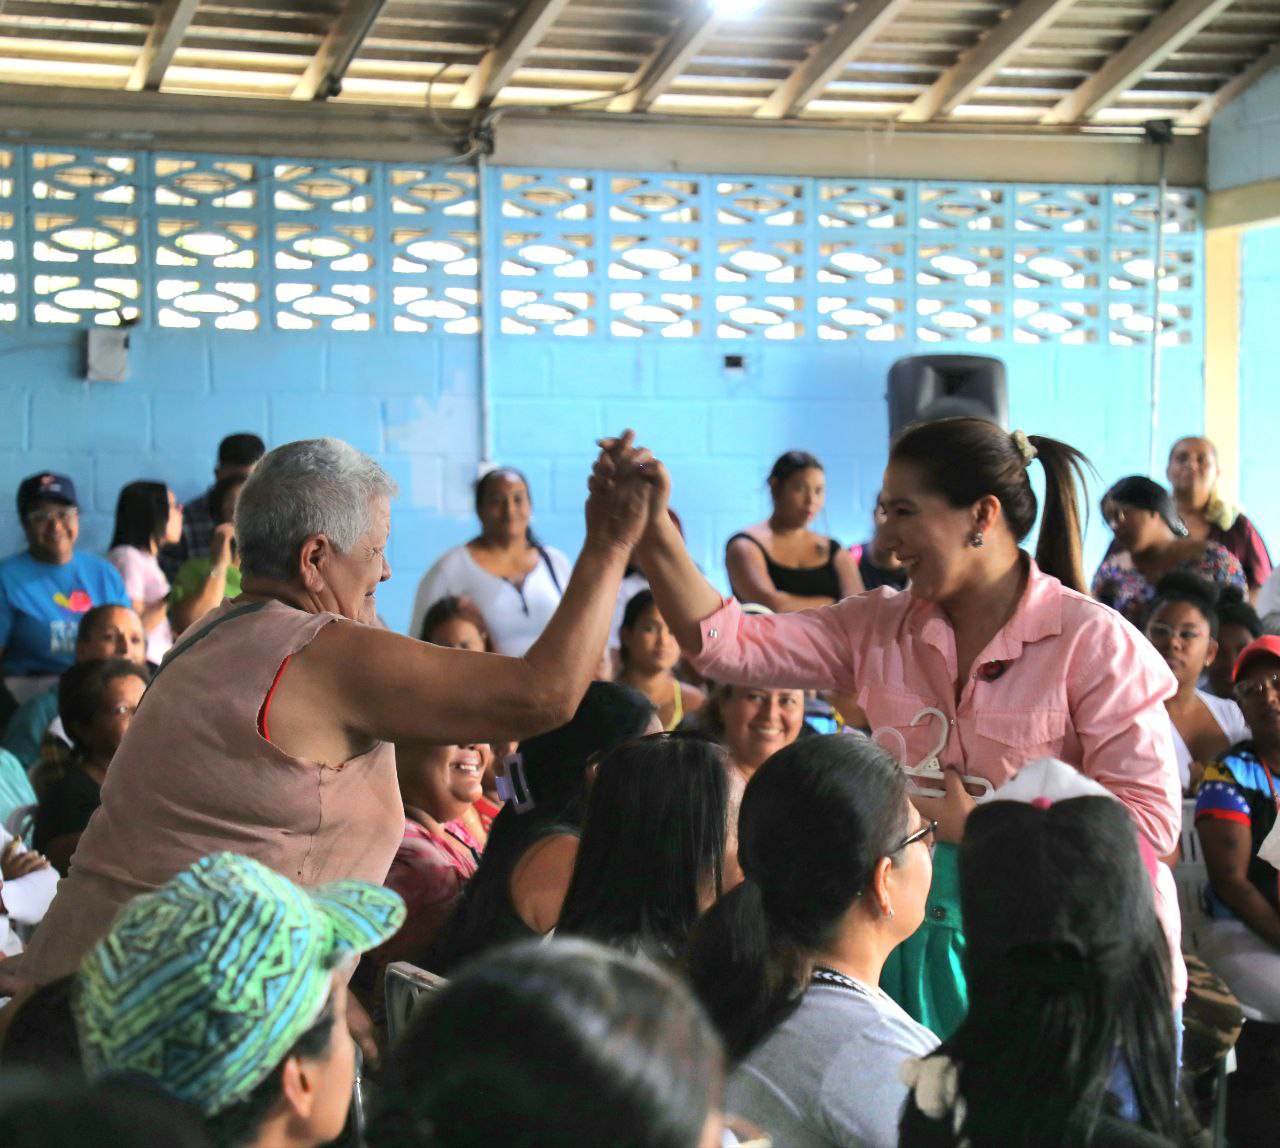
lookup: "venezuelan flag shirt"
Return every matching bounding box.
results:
[1195,743,1280,918]
[0,550,129,675]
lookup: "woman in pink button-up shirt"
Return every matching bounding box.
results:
[621,416,1182,1037]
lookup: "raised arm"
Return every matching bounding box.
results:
[635,496,722,653]
[308,436,654,747]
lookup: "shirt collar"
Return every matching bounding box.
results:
[908,555,1063,659]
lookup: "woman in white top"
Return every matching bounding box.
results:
[0,825,57,960]
[410,468,571,656]
[1144,572,1249,793]
[686,734,938,1148]
[107,482,183,664]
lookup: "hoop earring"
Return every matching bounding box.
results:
[969,531,985,549]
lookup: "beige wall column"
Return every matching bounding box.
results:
[1203,226,1242,504]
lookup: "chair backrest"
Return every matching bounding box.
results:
[3,801,37,848]
[385,961,447,1048]
[1174,797,1209,953]
[1179,796,1203,865]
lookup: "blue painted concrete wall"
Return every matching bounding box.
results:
[1239,225,1280,551]
[0,151,1212,630]
[0,324,1205,633]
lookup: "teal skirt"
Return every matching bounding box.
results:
[879,842,967,1040]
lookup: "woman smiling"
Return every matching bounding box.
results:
[612,416,1182,1038]
[9,434,653,1018]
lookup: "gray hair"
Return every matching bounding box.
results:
[235,438,398,582]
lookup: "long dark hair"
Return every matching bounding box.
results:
[890,417,1093,593]
[558,734,731,960]
[1102,475,1188,538]
[370,938,724,1148]
[685,735,908,1060]
[903,797,1177,1146]
[110,481,171,551]
[426,683,656,974]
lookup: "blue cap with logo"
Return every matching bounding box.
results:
[17,472,78,517]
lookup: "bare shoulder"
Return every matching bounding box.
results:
[681,682,706,714]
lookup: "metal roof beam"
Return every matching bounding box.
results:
[125,0,200,92]
[756,0,913,120]
[898,0,1078,124]
[452,0,572,110]
[1041,0,1235,125]
[611,2,721,114]
[1179,41,1280,129]
[292,0,389,102]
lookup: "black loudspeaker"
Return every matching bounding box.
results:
[887,354,1008,437]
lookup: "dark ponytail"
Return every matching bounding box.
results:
[890,417,1094,593]
[684,735,907,1060]
[1029,435,1092,595]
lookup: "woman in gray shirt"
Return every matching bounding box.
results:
[686,734,939,1148]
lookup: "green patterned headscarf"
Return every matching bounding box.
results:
[75,852,405,1117]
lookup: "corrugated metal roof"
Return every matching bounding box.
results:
[0,0,1274,129]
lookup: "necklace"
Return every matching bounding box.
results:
[811,965,889,1002]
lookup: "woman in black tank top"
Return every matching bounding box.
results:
[725,451,863,612]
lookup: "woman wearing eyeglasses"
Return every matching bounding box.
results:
[1144,573,1248,794]
[687,735,938,1148]
[1195,636,1280,1024]
[0,473,130,706]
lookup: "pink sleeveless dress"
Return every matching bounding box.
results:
[13,599,402,983]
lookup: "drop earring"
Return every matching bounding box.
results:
[969,531,985,549]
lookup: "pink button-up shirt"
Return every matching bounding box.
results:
[692,559,1180,853]
[690,559,1186,999]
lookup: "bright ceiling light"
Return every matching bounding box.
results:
[710,0,764,15]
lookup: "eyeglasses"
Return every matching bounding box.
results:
[894,819,938,854]
[1148,622,1209,644]
[1235,672,1280,704]
[26,507,77,526]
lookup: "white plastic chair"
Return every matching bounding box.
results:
[3,802,36,849]
[1175,797,1210,953]
[384,961,447,1047]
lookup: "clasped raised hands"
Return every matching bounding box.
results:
[586,430,664,553]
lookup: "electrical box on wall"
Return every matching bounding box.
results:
[85,329,130,383]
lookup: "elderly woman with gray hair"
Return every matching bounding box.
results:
[6,436,654,1005]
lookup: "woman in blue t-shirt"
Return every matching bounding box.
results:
[0,473,129,705]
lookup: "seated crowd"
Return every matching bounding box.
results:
[0,423,1275,1148]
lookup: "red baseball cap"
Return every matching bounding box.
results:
[1232,635,1280,684]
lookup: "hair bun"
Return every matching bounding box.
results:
[1217,583,1245,609]
[1153,570,1218,611]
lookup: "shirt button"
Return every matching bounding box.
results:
[931,906,948,922]
[708,628,718,639]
